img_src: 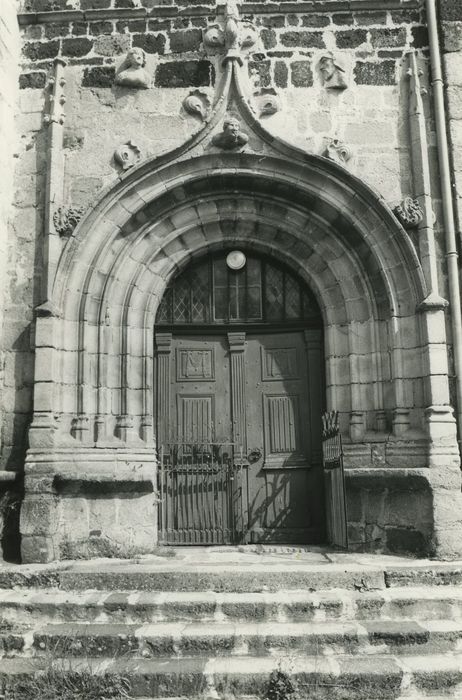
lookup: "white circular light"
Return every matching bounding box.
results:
[226,250,246,270]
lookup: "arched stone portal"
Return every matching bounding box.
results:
[20,151,462,562]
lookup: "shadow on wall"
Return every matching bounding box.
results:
[346,471,433,556]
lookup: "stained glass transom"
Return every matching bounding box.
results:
[156,253,321,326]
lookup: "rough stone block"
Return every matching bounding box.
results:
[370,28,407,48]
[169,29,202,53]
[133,33,166,54]
[440,0,462,21]
[261,28,277,50]
[44,22,70,39]
[82,65,115,87]
[280,31,325,49]
[274,60,288,87]
[21,535,58,563]
[19,72,46,89]
[94,34,130,56]
[301,15,330,27]
[386,527,428,555]
[411,25,429,48]
[155,60,214,88]
[22,40,59,61]
[335,29,368,48]
[248,59,271,87]
[442,21,462,52]
[354,61,396,85]
[290,60,313,87]
[62,37,93,57]
[20,496,59,536]
[332,12,354,25]
[89,20,114,35]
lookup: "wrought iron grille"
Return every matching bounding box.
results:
[321,411,348,549]
[158,442,248,545]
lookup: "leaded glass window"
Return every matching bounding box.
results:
[156,253,321,326]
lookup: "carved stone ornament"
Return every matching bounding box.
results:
[53,206,85,237]
[254,89,280,117]
[114,140,142,170]
[393,197,424,228]
[115,47,150,89]
[203,0,258,62]
[319,53,347,90]
[324,138,352,164]
[211,116,249,150]
[183,90,211,120]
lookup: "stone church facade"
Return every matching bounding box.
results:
[1,0,462,563]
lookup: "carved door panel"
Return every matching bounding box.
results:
[244,331,325,544]
[157,335,231,445]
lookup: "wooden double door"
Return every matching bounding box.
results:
[156,329,325,544]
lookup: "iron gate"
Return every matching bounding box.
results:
[158,442,248,545]
[322,411,348,549]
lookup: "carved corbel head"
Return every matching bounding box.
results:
[114,140,142,170]
[182,90,211,120]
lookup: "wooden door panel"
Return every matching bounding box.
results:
[177,395,214,443]
[245,331,325,544]
[170,336,230,443]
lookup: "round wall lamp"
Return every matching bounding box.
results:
[226,250,246,270]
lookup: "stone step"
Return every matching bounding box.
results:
[2,586,462,627]
[1,558,462,593]
[19,619,462,658]
[1,652,462,698]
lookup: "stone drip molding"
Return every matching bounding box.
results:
[17,0,422,25]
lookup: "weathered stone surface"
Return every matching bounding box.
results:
[82,65,115,87]
[440,0,462,21]
[280,30,325,48]
[354,60,396,85]
[335,28,367,48]
[133,32,166,54]
[154,59,214,87]
[61,37,93,57]
[274,59,288,87]
[370,28,406,48]
[290,60,313,87]
[169,29,202,53]
[22,40,59,60]
[19,72,46,89]
[94,33,130,56]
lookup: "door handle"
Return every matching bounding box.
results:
[247,448,262,463]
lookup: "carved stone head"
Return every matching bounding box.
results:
[211,116,249,150]
[115,47,150,89]
[319,53,347,90]
[126,46,146,68]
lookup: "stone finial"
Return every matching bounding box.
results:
[114,140,142,170]
[183,90,211,120]
[53,206,85,237]
[319,53,347,90]
[393,197,424,229]
[203,0,258,62]
[324,138,352,164]
[211,116,248,150]
[115,47,150,89]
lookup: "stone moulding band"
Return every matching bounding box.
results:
[16,0,421,24]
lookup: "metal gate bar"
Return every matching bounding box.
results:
[322,411,348,549]
[158,442,247,545]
